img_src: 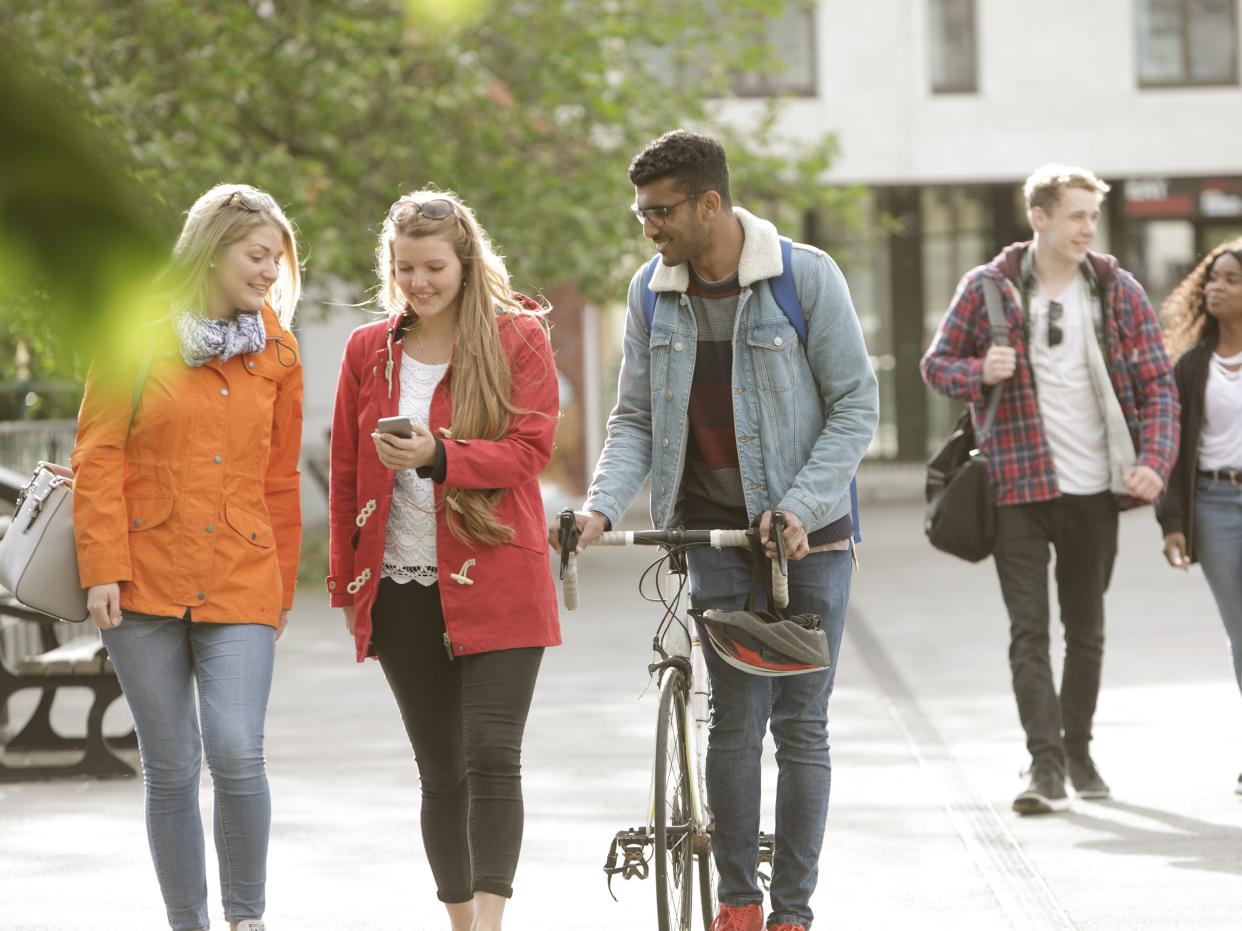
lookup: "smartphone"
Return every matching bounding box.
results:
[376,415,414,439]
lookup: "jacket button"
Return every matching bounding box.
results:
[247,361,256,370]
[774,335,784,347]
[251,532,257,541]
[198,592,206,600]
[220,388,230,397]
[662,438,669,448]
[132,518,141,527]
[660,486,667,496]
[205,524,214,534]
[214,455,222,464]
[328,580,336,591]
[673,342,683,352]
[665,391,673,401]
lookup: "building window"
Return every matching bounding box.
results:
[1137,0,1239,87]
[734,4,817,97]
[929,0,977,94]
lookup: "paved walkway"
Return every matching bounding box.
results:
[2,502,1241,929]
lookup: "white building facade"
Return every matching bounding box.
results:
[720,0,1242,459]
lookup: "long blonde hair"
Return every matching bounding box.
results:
[166,183,302,327]
[379,189,549,547]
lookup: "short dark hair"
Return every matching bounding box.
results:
[628,130,732,206]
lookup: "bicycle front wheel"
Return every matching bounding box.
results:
[697,845,716,930]
[655,667,694,931]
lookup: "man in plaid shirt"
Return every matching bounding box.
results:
[921,164,1179,815]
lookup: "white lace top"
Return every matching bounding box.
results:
[382,355,450,586]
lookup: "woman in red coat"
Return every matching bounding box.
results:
[328,190,559,931]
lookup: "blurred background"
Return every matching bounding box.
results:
[3,0,1241,562]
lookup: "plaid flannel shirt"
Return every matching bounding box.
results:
[920,242,1179,509]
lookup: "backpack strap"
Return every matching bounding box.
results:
[976,277,1009,443]
[769,237,807,345]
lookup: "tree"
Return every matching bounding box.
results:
[3,0,850,416]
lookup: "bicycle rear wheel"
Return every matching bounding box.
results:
[655,667,694,931]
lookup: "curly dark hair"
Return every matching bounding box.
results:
[628,129,732,206]
[1161,236,1242,361]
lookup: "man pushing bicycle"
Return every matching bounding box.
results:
[574,130,879,931]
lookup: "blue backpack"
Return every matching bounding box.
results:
[640,237,861,543]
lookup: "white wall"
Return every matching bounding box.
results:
[720,0,1242,184]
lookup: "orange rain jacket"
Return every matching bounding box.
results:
[71,305,303,627]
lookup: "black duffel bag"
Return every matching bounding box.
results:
[924,410,995,562]
[923,277,1007,563]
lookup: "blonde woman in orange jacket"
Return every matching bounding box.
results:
[71,183,302,931]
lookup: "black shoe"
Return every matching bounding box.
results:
[1067,753,1111,800]
[1013,761,1069,814]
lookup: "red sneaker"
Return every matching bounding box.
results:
[709,903,764,931]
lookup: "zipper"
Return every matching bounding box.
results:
[442,631,456,662]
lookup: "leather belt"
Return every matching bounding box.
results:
[1199,467,1242,485]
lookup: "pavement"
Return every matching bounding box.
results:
[3,500,1242,930]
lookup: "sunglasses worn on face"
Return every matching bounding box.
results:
[1047,300,1064,348]
[388,197,457,223]
[631,195,696,226]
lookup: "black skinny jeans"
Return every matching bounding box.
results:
[370,577,544,902]
[992,492,1118,767]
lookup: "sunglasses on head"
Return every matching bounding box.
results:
[223,190,273,212]
[1047,300,1064,348]
[388,197,457,223]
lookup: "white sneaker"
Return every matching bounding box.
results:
[233,922,266,931]
[1234,773,1242,796]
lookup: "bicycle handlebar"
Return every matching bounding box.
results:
[554,509,788,612]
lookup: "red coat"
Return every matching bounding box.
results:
[327,303,560,662]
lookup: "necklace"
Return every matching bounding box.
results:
[412,321,453,365]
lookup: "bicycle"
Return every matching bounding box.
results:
[554,509,791,931]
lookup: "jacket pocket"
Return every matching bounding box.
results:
[126,497,175,532]
[224,501,276,548]
[648,327,674,393]
[746,322,800,393]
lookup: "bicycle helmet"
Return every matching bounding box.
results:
[697,608,830,677]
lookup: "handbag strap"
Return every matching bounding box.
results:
[129,338,155,430]
[975,277,1009,444]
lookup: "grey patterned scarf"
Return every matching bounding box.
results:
[174,309,266,366]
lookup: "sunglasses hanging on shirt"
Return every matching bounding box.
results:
[1047,300,1064,348]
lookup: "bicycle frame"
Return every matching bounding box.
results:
[556,511,790,930]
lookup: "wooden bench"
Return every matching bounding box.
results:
[0,598,136,781]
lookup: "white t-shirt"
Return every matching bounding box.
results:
[1028,277,1110,494]
[1199,350,1242,471]
[382,355,450,586]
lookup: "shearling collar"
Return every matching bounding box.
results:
[647,207,783,293]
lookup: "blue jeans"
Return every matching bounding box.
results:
[1195,476,1242,694]
[102,613,276,931]
[687,546,851,930]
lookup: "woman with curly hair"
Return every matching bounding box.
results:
[1157,235,1242,791]
[328,190,559,930]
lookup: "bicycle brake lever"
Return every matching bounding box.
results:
[557,507,579,580]
[770,509,788,578]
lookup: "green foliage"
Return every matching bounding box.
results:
[3,0,851,416]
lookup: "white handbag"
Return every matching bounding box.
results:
[0,463,89,622]
[0,344,153,624]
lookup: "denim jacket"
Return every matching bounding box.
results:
[585,208,878,534]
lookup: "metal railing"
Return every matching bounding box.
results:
[0,420,77,474]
